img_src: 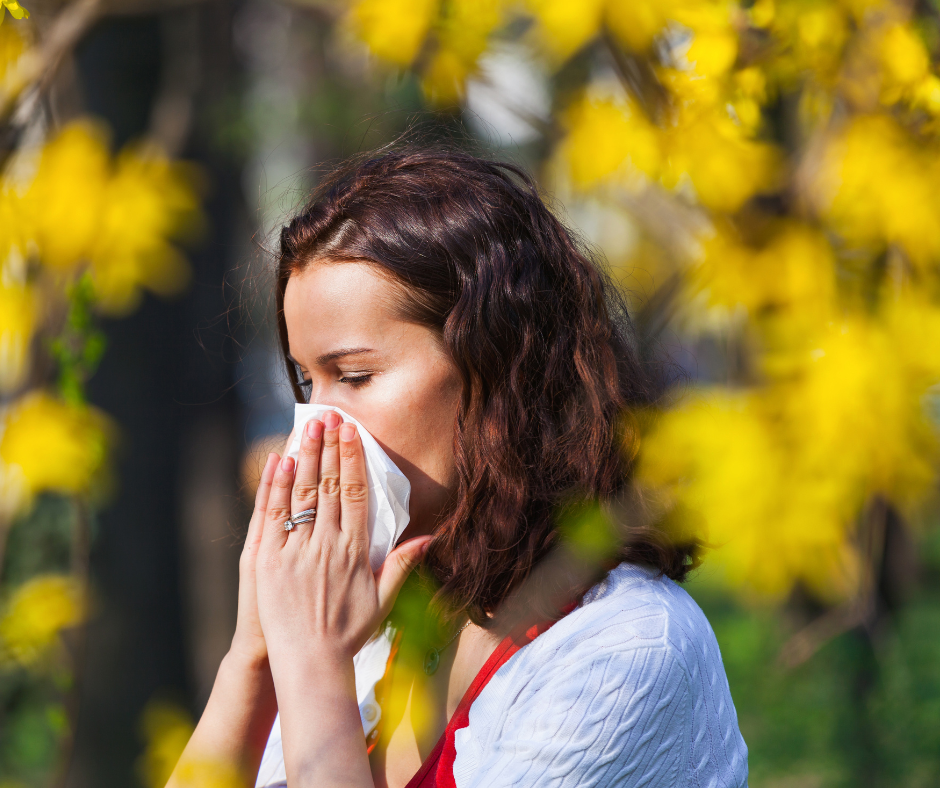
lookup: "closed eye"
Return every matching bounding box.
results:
[339,374,373,388]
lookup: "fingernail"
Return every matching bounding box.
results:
[324,411,341,430]
[306,419,322,439]
[340,423,356,441]
[280,456,293,473]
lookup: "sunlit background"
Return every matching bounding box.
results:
[2,0,940,785]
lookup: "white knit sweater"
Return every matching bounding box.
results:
[256,561,749,787]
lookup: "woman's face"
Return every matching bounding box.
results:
[282,261,463,540]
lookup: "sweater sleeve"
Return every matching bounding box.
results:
[451,642,692,788]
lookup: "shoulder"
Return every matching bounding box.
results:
[452,562,749,788]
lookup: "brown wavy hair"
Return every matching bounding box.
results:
[275,143,698,625]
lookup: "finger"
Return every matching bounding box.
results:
[374,536,432,620]
[339,422,369,544]
[247,452,278,550]
[291,418,323,520]
[316,410,342,533]
[261,453,294,549]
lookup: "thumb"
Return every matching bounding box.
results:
[374,536,432,617]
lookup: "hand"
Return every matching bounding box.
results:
[255,411,431,672]
[229,448,283,667]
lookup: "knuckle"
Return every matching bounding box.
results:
[341,481,368,503]
[266,504,291,523]
[273,472,292,490]
[322,430,340,447]
[320,474,341,496]
[291,483,319,502]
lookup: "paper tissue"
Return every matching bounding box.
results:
[286,404,411,571]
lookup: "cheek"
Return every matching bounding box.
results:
[371,359,462,488]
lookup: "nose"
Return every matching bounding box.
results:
[303,380,338,410]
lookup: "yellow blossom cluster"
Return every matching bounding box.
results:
[640,289,940,599]
[11,120,202,314]
[0,575,85,667]
[0,0,28,25]
[343,0,940,604]
[814,115,940,271]
[0,391,111,515]
[136,700,263,788]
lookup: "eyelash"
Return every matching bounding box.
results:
[295,373,373,393]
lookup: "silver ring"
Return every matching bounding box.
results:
[283,508,317,532]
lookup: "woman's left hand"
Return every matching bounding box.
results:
[255,410,431,671]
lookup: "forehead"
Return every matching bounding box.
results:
[282,261,401,354]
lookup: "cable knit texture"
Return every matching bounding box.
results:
[450,562,748,787]
[255,561,748,787]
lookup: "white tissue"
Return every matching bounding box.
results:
[286,404,411,572]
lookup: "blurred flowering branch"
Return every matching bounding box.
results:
[0,2,205,782]
[335,0,940,669]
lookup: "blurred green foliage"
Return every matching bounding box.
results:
[689,517,940,787]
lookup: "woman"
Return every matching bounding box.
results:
[168,145,748,788]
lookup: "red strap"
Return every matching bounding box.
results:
[405,610,573,788]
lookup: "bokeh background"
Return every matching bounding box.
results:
[2,0,940,786]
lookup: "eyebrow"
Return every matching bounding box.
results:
[287,348,376,367]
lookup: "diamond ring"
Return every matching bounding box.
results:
[284,508,317,532]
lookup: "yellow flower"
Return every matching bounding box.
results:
[559,94,660,189]
[0,575,85,667]
[0,16,27,89]
[138,701,195,788]
[0,281,37,393]
[350,0,437,67]
[660,107,781,212]
[137,700,258,788]
[0,0,29,24]
[877,22,930,95]
[763,0,848,89]
[689,221,836,318]
[24,120,111,272]
[90,142,201,315]
[814,114,940,268]
[0,391,110,509]
[23,120,202,313]
[421,0,502,104]
[526,0,604,61]
[639,388,864,600]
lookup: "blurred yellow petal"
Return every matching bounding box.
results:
[560,95,660,189]
[0,281,37,393]
[685,28,738,77]
[878,22,929,90]
[90,142,201,315]
[605,0,673,52]
[24,120,111,271]
[0,0,29,23]
[422,0,502,103]
[0,391,110,507]
[661,111,781,211]
[0,16,27,87]
[690,221,836,317]
[527,0,604,61]
[350,0,437,66]
[814,115,940,268]
[138,701,195,788]
[0,575,84,668]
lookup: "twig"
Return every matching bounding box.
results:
[0,0,105,169]
[52,497,93,788]
[777,496,889,668]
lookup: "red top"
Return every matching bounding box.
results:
[403,616,565,788]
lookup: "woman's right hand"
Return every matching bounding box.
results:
[230,449,281,667]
